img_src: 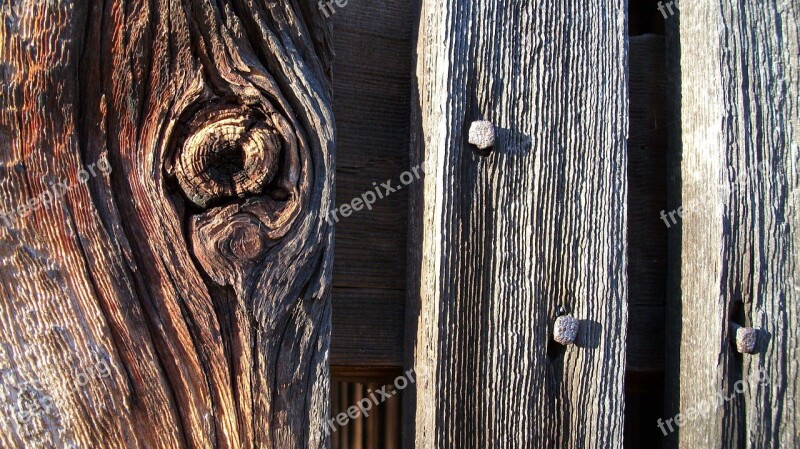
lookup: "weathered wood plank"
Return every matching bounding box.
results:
[0,1,334,447]
[405,1,629,447]
[667,1,800,446]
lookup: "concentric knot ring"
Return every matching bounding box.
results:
[175,112,281,208]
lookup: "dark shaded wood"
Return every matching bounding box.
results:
[629,0,666,36]
[663,10,684,449]
[628,34,669,307]
[0,1,334,447]
[626,305,666,372]
[627,34,668,373]
[667,1,800,447]
[625,33,669,449]
[330,0,416,291]
[624,372,666,448]
[405,1,629,447]
[331,288,404,367]
[330,366,402,384]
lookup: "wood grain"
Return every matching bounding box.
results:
[405,1,629,447]
[0,1,334,447]
[668,1,800,447]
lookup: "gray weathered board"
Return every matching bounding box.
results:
[405,0,628,447]
[666,1,800,447]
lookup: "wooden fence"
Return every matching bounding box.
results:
[0,0,797,448]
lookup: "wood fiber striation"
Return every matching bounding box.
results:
[407,0,628,447]
[0,0,335,448]
[668,1,800,447]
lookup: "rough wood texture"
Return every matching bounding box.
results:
[405,1,628,447]
[0,1,334,447]
[669,1,800,447]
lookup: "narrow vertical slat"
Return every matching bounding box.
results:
[366,383,379,449]
[385,387,400,449]
[339,383,350,449]
[351,384,364,449]
[332,381,340,449]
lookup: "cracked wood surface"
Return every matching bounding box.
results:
[405,0,628,447]
[0,0,334,447]
[666,1,800,447]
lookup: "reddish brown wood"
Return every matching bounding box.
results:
[0,1,334,447]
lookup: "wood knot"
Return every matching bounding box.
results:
[190,211,269,284]
[168,103,303,286]
[175,110,281,208]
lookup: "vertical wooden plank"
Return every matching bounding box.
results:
[664,9,684,449]
[351,384,364,449]
[670,1,800,447]
[405,0,628,447]
[627,34,668,373]
[625,32,669,448]
[0,0,334,447]
[339,383,350,449]
[385,387,400,449]
[366,383,380,449]
[332,381,341,449]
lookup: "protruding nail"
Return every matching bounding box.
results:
[553,315,579,346]
[468,120,496,151]
[731,322,759,354]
